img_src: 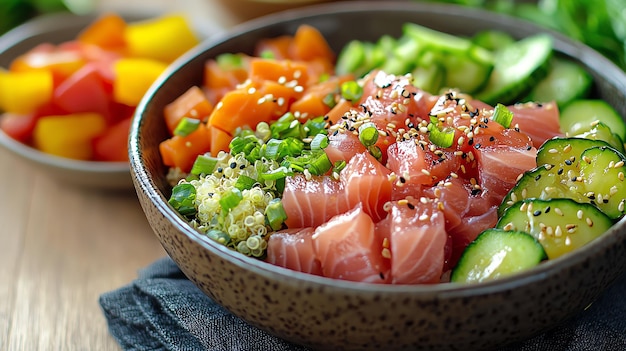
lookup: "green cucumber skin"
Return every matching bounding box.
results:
[450,228,546,284]
[475,34,553,105]
[526,57,592,108]
[560,99,626,142]
[497,198,613,260]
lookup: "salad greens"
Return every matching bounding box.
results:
[421,0,626,70]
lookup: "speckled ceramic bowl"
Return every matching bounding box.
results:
[130,2,626,350]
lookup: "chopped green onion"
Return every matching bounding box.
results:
[230,135,260,156]
[318,73,330,83]
[427,123,455,148]
[368,145,382,161]
[358,122,379,147]
[260,166,292,181]
[234,175,257,191]
[206,229,231,245]
[190,154,218,175]
[492,103,514,128]
[308,152,332,175]
[323,93,337,108]
[169,183,197,217]
[219,188,243,212]
[259,50,275,59]
[216,53,243,70]
[173,117,201,137]
[265,198,287,230]
[341,80,363,102]
[303,116,327,136]
[310,134,329,150]
[270,112,303,139]
[255,121,271,142]
[333,160,347,173]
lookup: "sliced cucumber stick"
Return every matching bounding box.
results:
[497,198,614,259]
[476,34,553,105]
[526,58,592,108]
[560,99,626,142]
[450,229,546,284]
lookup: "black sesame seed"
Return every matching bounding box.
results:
[407,202,415,210]
[489,136,495,142]
[535,174,541,181]
[474,143,481,149]
[565,159,572,166]
[399,177,406,184]
[544,206,550,213]
[471,188,481,196]
[533,210,542,216]
[230,162,237,169]
[558,168,564,175]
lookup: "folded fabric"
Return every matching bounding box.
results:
[100,257,626,351]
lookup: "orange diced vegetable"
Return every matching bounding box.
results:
[209,125,232,155]
[164,86,214,135]
[9,43,86,86]
[288,24,334,63]
[203,58,249,92]
[159,122,211,172]
[113,58,168,106]
[78,13,127,52]
[0,69,53,114]
[255,35,293,60]
[248,58,309,88]
[208,87,283,135]
[33,112,107,160]
[290,74,354,119]
[124,14,199,63]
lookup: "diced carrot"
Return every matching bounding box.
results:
[289,74,354,119]
[304,57,336,86]
[78,13,127,52]
[289,93,327,120]
[203,59,249,102]
[288,24,335,63]
[248,58,309,88]
[159,122,211,172]
[209,125,232,155]
[207,87,283,135]
[163,86,214,135]
[254,35,292,60]
[326,99,354,125]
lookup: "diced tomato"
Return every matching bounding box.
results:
[53,63,112,122]
[92,117,132,162]
[0,113,38,143]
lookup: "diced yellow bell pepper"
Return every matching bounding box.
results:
[0,69,53,114]
[124,14,199,63]
[112,58,168,106]
[33,112,107,160]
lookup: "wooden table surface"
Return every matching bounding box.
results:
[0,1,337,349]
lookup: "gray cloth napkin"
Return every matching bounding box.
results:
[99,257,626,351]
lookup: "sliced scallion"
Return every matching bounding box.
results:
[308,152,332,175]
[265,198,287,231]
[260,166,292,181]
[216,53,243,70]
[206,229,231,245]
[234,174,257,191]
[169,183,197,217]
[427,123,455,148]
[492,103,514,128]
[219,188,243,212]
[323,93,337,108]
[304,116,327,136]
[259,50,275,59]
[190,154,218,175]
[368,145,382,161]
[341,81,363,102]
[358,122,379,147]
[310,134,329,150]
[173,117,201,137]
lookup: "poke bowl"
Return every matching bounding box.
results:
[0,12,201,189]
[130,1,626,350]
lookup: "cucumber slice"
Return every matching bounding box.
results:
[498,164,588,217]
[335,40,367,76]
[472,30,515,51]
[578,146,626,219]
[572,121,626,155]
[526,58,592,108]
[536,137,611,171]
[475,34,553,105]
[411,63,445,94]
[497,198,614,259]
[560,99,626,142]
[450,228,546,284]
[403,22,494,94]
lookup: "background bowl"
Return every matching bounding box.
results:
[130,1,626,350]
[0,12,158,190]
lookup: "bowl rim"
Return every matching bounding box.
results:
[132,0,626,295]
[0,12,130,174]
